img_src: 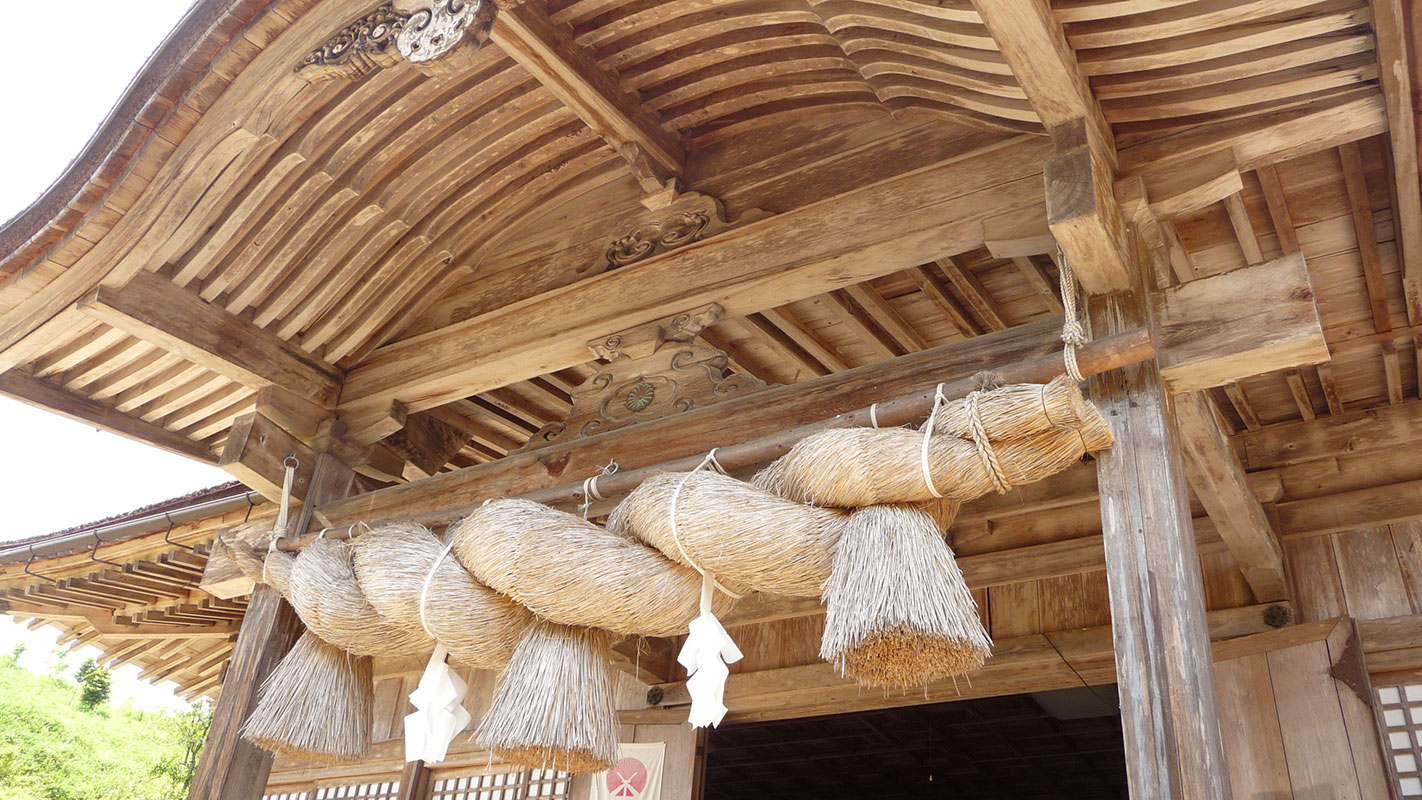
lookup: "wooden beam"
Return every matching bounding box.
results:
[907,265,983,337]
[1368,0,1422,323]
[1088,264,1231,798]
[77,271,343,406]
[1153,253,1329,393]
[337,137,1052,439]
[1241,396,1422,469]
[1222,191,1264,265]
[841,284,928,352]
[1257,163,1300,254]
[1045,118,1133,293]
[219,412,316,503]
[385,411,470,479]
[318,320,1154,529]
[1013,256,1065,314]
[933,257,1007,331]
[0,369,216,464]
[1175,392,1288,601]
[969,0,1113,166]
[488,3,682,189]
[642,603,1286,725]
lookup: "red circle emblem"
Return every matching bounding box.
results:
[606,757,648,797]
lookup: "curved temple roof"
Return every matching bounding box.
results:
[0,0,1403,470]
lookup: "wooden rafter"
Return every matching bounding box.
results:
[0,368,216,463]
[489,2,683,191]
[77,270,344,406]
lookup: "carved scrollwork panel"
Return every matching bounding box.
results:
[602,193,768,270]
[519,304,769,450]
[297,1,496,80]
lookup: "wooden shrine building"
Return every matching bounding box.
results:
[4,0,1422,797]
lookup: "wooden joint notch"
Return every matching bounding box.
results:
[1045,118,1132,294]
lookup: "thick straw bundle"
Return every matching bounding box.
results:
[820,504,990,687]
[350,523,533,669]
[754,415,1113,508]
[451,499,730,637]
[475,621,618,774]
[242,631,374,760]
[608,471,848,597]
[288,538,434,658]
[928,374,1093,440]
[261,548,295,597]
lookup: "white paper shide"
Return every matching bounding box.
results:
[404,645,471,763]
[676,574,743,728]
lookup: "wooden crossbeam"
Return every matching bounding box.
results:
[489,3,682,191]
[77,270,344,406]
[336,137,1053,440]
[637,603,1286,725]
[0,368,216,463]
[1045,118,1133,293]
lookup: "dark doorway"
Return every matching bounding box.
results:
[704,686,1127,799]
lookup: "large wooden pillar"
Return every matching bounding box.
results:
[1089,261,1231,799]
[189,445,357,800]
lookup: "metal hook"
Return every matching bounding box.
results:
[282,454,300,470]
[89,530,123,568]
[242,492,257,523]
[23,544,57,583]
[162,511,195,551]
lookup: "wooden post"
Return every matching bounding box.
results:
[398,759,432,800]
[1088,258,1231,799]
[188,450,357,800]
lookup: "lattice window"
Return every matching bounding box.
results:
[312,781,400,799]
[429,768,571,800]
[262,793,311,800]
[1379,683,1422,797]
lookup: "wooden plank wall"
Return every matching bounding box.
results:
[1212,620,1391,799]
[1285,521,1422,625]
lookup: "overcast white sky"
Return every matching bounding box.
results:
[0,0,230,710]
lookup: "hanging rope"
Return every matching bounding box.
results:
[1057,245,1086,383]
[964,390,1010,494]
[668,450,742,599]
[263,455,299,585]
[919,385,947,499]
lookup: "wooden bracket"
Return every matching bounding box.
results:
[520,303,766,450]
[296,1,496,81]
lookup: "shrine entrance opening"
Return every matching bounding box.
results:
[703,686,1127,800]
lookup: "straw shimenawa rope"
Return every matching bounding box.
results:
[609,471,847,597]
[475,621,619,774]
[232,373,1113,767]
[350,523,534,670]
[451,498,734,638]
[819,504,990,688]
[242,630,374,761]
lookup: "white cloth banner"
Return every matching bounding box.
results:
[403,646,471,763]
[593,742,666,800]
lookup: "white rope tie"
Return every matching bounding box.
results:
[964,390,1010,494]
[919,385,947,499]
[419,540,457,639]
[869,403,881,429]
[580,459,619,519]
[263,455,298,585]
[669,450,742,600]
[1057,246,1086,383]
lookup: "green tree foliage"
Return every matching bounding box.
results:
[77,658,112,710]
[0,654,208,799]
[150,701,213,794]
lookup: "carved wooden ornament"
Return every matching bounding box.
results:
[298,1,495,80]
[603,192,771,271]
[521,304,766,449]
